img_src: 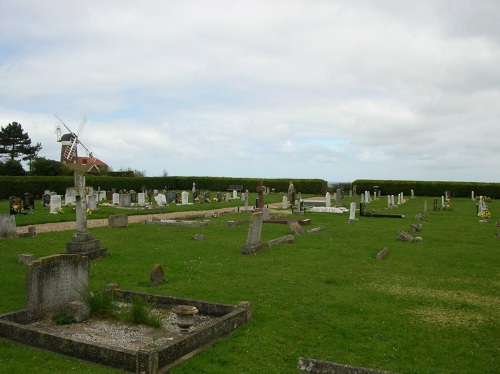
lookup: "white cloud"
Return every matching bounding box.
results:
[1,0,499,182]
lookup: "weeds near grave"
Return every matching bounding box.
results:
[120,296,163,328]
[78,287,118,318]
[51,313,76,325]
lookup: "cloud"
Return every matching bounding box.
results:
[1,0,499,182]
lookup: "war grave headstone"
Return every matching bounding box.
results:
[65,173,108,260]
[232,189,238,199]
[9,196,22,214]
[49,195,62,214]
[112,192,120,205]
[23,193,35,210]
[181,191,189,205]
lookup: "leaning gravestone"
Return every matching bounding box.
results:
[26,254,89,322]
[240,212,264,255]
[289,221,305,236]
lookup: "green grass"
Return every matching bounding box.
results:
[0,195,499,373]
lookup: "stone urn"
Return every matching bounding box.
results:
[172,305,198,333]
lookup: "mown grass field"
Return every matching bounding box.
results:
[0,194,498,373]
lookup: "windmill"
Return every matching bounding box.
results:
[54,114,107,172]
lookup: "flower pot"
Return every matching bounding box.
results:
[172,305,198,333]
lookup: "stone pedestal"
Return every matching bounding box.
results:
[66,231,108,260]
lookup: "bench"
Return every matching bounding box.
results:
[227,185,244,192]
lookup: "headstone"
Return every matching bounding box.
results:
[23,193,35,210]
[225,193,231,203]
[65,194,76,205]
[42,193,51,208]
[0,214,18,238]
[98,190,106,201]
[325,192,331,207]
[397,194,401,205]
[349,202,357,221]
[233,189,238,199]
[18,253,36,264]
[26,254,89,322]
[181,191,189,205]
[165,191,175,203]
[217,192,223,203]
[150,264,165,287]
[130,190,137,203]
[240,212,264,254]
[289,221,305,236]
[282,195,288,209]
[112,193,120,205]
[391,195,395,206]
[376,247,389,260]
[360,194,365,204]
[471,191,475,200]
[49,195,62,214]
[138,192,146,206]
[120,193,131,207]
[397,231,414,242]
[108,214,128,228]
[87,193,97,210]
[411,189,415,199]
[424,201,428,214]
[241,192,246,201]
[387,195,391,208]
[336,188,342,206]
[9,196,22,214]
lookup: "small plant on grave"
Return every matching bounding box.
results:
[79,287,119,318]
[120,296,163,328]
[51,313,76,325]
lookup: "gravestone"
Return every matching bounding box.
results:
[42,193,51,208]
[23,193,35,210]
[349,202,357,221]
[108,214,128,228]
[241,192,246,201]
[336,188,342,206]
[112,193,120,205]
[150,264,165,287]
[138,192,146,206]
[49,195,62,214]
[233,190,238,199]
[240,212,264,254]
[387,195,391,208]
[181,191,189,205]
[203,191,210,203]
[9,196,22,214]
[26,254,89,322]
[282,195,288,209]
[289,221,305,236]
[325,192,331,207]
[120,193,131,207]
[225,193,231,203]
[98,190,106,201]
[376,247,389,260]
[65,193,76,205]
[391,195,395,206]
[217,192,223,203]
[424,201,428,214]
[0,214,18,238]
[87,192,97,210]
[130,190,137,203]
[18,253,37,264]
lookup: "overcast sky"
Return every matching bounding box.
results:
[1,0,499,182]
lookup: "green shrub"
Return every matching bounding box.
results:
[51,313,76,325]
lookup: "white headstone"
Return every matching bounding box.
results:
[373,191,376,202]
[112,193,120,205]
[87,193,97,210]
[360,194,365,203]
[397,194,401,205]
[233,189,238,199]
[65,194,75,205]
[442,196,445,206]
[50,195,62,214]
[424,201,428,214]
[391,195,395,206]
[411,189,414,199]
[225,193,231,202]
[401,192,404,202]
[471,191,475,200]
[365,191,369,203]
[282,195,288,209]
[387,195,391,207]
[98,191,106,201]
[181,191,189,205]
[349,202,356,220]
[325,192,331,207]
[241,192,246,201]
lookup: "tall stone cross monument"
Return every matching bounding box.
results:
[65,171,108,260]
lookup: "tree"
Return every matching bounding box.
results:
[30,157,73,176]
[0,122,42,162]
[2,159,26,176]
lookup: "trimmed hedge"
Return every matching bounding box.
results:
[352,179,500,198]
[0,176,327,199]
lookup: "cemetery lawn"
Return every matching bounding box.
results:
[0,196,499,373]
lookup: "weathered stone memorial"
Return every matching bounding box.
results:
[23,193,34,210]
[240,212,264,254]
[49,194,62,214]
[65,173,107,260]
[0,214,18,238]
[150,263,165,287]
[108,214,128,228]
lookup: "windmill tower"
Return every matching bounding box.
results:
[54,114,108,172]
